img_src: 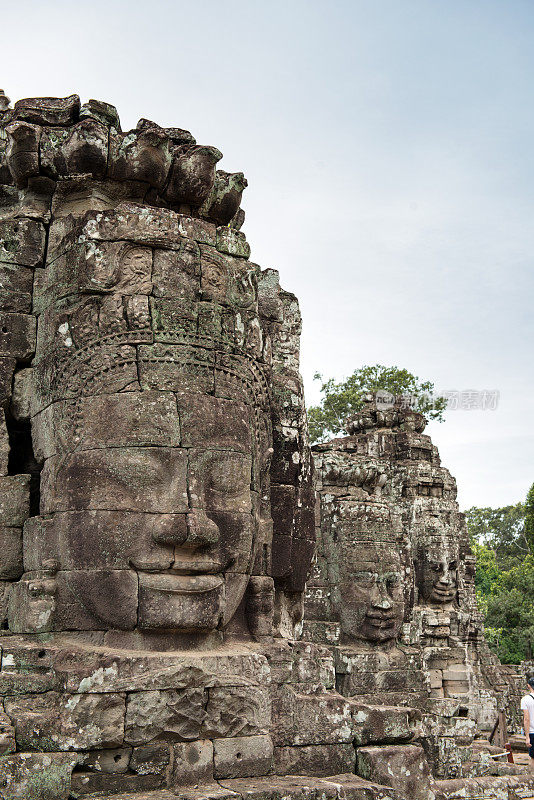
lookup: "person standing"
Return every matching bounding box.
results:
[521,678,534,771]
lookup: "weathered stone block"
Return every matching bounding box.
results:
[0,263,34,312]
[0,709,15,754]
[130,742,171,775]
[44,239,153,299]
[0,313,36,359]
[0,475,30,527]
[150,297,198,340]
[33,391,181,459]
[0,669,60,696]
[0,582,12,628]
[213,734,273,779]
[176,787,240,800]
[0,752,78,800]
[10,368,32,421]
[138,343,215,394]
[219,775,398,800]
[41,119,109,180]
[32,343,140,412]
[0,357,16,405]
[78,747,132,773]
[40,447,188,514]
[152,241,200,300]
[77,203,216,248]
[323,774,401,800]
[272,685,352,746]
[216,776,332,800]
[188,450,253,513]
[53,569,138,631]
[138,571,225,632]
[203,686,271,738]
[125,689,207,745]
[54,647,269,695]
[177,394,252,452]
[0,218,45,266]
[357,744,433,800]
[7,577,55,633]
[5,121,41,187]
[351,703,416,746]
[14,94,80,125]
[171,740,214,787]
[274,743,356,777]
[5,691,125,751]
[23,511,178,571]
[0,528,23,580]
[165,145,221,208]
[70,771,163,796]
[216,227,251,259]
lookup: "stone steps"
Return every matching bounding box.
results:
[80,775,400,800]
[434,774,534,799]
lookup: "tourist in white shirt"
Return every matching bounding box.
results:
[520,678,534,771]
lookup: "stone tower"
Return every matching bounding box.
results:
[305,396,520,781]
[0,93,531,800]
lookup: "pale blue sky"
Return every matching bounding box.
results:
[2,0,532,508]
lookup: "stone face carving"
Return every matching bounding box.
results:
[342,543,405,643]
[0,95,314,646]
[415,535,459,605]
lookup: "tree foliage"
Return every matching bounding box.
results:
[466,499,534,664]
[308,365,447,444]
[465,503,528,571]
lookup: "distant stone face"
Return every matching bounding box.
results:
[341,542,405,643]
[415,537,459,605]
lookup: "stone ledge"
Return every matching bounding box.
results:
[79,774,400,800]
[434,774,534,799]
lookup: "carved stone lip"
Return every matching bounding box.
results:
[131,558,225,574]
[431,586,456,600]
[365,615,397,628]
[138,573,224,594]
[171,559,227,574]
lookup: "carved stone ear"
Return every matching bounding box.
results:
[246,576,274,639]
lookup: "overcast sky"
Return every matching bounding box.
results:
[2,0,532,509]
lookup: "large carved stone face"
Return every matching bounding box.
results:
[29,377,266,634]
[16,204,282,638]
[417,544,458,605]
[338,547,405,643]
[1,99,316,647]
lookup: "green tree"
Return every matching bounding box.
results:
[470,542,501,596]
[465,504,527,571]
[308,365,447,444]
[467,499,534,664]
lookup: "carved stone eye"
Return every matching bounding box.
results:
[353,572,374,588]
[386,574,400,590]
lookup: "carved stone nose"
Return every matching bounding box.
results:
[184,510,220,547]
[152,516,188,546]
[372,594,392,610]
